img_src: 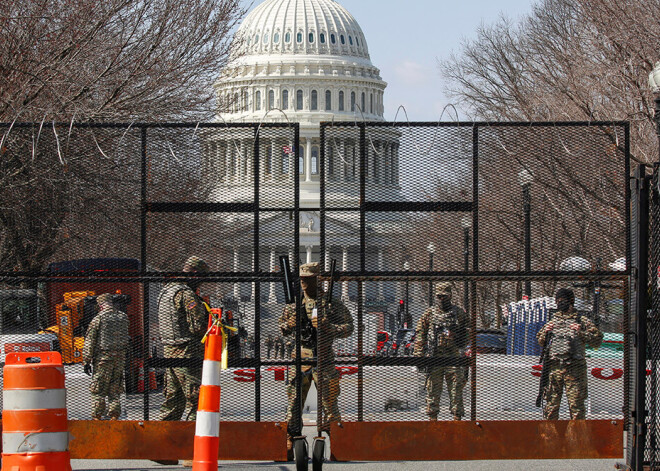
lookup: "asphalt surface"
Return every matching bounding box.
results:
[71,459,622,470]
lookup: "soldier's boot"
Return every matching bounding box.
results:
[452,414,462,421]
[151,460,178,465]
[428,413,438,421]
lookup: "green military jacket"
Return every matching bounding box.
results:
[83,307,129,363]
[279,292,353,360]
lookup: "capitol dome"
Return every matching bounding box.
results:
[214,0,386,124]
[236,0,371,60]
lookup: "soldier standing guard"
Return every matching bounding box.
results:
[537,287,603,420]
[157,256,209,422]
[83,293,130,420]
[414,282,469,421]
[279,262,354,460]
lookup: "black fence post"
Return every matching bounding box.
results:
[631,164,649,471]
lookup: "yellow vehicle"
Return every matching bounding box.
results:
[41,291,95,364]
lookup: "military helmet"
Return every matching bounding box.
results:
[435,282,452,296]
[183,256,209,273]
[555,287,575,303]
[97,293,114,306]
[299,262,320,277]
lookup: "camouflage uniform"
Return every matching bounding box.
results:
[83,295,129,419]
[537,307,603,420]
[414,283,469,420]
[279,263,353,438]
[157,257,209,421]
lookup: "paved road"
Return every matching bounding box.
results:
[71,459,621,470]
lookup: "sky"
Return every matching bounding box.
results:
[240,0,537,121]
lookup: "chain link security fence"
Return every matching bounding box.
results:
[0,120,632,460]
[316,121,630,431]
[0,122,301,424]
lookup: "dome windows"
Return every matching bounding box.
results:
[263,33,269,44]
[254,34,259,44]
[273,32,280,43]
[331,34,336,44]
[361,92,365,112]
[285,31,291,43]
[350,91,355,112]
[296,90,303,110]
[320,33,326,44]
[268,90,275,110]
[296,32,303,43]
[325,90,332,111]
[340,35,345,45]
[349,36,353,46]
[356,36,360,47]
[338,91,344,111]
[255,90,261,111]
[308,32,314,43]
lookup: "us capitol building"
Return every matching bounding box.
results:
[203,0,407,340]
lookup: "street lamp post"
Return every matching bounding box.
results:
[403,261,410,325]
[427,242,435,306]
[519,169,534,299]
[461,216,472,311]
[649,61,660,154]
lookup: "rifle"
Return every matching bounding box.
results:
[536,333,553,408]
[279,256,316,352]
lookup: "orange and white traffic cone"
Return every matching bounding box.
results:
[137,359,145,393]
[148,365,158,390]
[192,308,224,471]
[2,351,72,471]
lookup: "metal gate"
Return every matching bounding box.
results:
[317,121,630,461]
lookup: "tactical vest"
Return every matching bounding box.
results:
[429,305,465,355]
[96,308,130,351]
[548,314,585,361]
[158,282,196,345]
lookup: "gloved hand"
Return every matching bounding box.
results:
[84,363,92,376]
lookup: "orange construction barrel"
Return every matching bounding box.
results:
[2,351,72,471]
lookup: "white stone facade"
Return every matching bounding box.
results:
[209,0,403,306]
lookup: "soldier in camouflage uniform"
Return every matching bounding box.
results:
[157,256,209,422]
[279,262,354,456]
[537,287,603,420]
[83,293,130,420]
[414,282,469,421]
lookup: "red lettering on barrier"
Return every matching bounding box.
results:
[591,368,623,380]
[234,369,256,382]
[265,366,288,382]
[531,364,542,377]
[336,366,358,378]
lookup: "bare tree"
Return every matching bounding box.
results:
[0,0,247,273]
[441,0,659,164]
[1,0,246,122]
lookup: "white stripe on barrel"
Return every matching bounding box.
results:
[3,431,69,453]
[3,389,67,411]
